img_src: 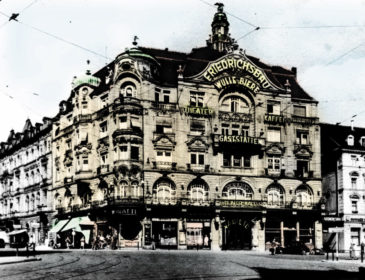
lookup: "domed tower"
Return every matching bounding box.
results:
[208,3,236,52]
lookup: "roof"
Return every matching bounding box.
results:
[138,46,315,101]
[321,123,365,151]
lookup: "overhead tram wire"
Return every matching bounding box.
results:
[0,11,112,61]
[326,41,365,65]
[0,0,39,29]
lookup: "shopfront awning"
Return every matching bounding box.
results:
[49,219,69,233]
[8,229,27,236]
[61,216,94,244]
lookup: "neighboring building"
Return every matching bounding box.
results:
[0,118,53,244]
[50,3,324,251]
[321,123,365,252]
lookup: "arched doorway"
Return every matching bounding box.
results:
[223,219,252,250]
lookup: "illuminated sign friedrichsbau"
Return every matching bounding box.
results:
[196,54,282,93]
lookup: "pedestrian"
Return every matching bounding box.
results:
[350,243,355,259]
[204,235,209,248]
[65,236,71,249]
[80,236,85,250]
[270,238,277,255]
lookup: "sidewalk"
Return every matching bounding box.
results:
[0,256,42,265]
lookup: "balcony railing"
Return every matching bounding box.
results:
[218,111,252,122]
[294,170,314,178]
[151,102,177,112]
[152,161,177,170]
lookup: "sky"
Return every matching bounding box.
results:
[1,0,365,142]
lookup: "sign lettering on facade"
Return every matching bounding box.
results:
[115,208,137,216]
[201,55,280,93]
[183,106,214,116]
[218,135,260,145]
[220,200,264,208]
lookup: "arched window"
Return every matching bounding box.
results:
[120,82,137,98]
[25,195,30,212]
[131,181,141,197]
[187,178,209,202]
[266,184,285,206]
[222,182,253,200]
[117,180,128,199]
[153,178,176,204]
[347,135,354,146]
[295,185,313,206]
[221,96,250,113]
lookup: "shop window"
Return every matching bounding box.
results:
[154,179,176,204]
[188,178,209,203]
[267,128,281,142]
[351,228,360,246]
[190,91,204,107]
[267,102,280,115]
[222,182,253,200]
[293,105,306,117]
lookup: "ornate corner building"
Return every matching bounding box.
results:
[0,118,53,243]
[321,123,365,252]
[1,4,325,250]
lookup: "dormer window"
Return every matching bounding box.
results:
[360,137,365,147]
[347,135,354,146]
[120,82,136,98]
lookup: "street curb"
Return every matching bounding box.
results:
[0,257,42,266]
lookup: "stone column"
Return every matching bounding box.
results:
[280,221,285,247]
[178,219,187,250]
[314,220,323,249]
[296,221,300,241]
[252,220,265,251]
[210,217,221,251]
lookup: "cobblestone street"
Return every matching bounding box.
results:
[0,250,364,280]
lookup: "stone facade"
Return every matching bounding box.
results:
[0,118,53,245]
[322,123,365,252]
[49,4,324,251]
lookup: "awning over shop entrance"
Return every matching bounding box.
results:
[49,219,69,233]
[61,216,94,244]
[8,229,27,236]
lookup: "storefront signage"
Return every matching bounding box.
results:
[220,200,264,208]
[264,114,318,126]
[218,135,260,145]
[115,208,137,216]
[183,106,214,116]
[323,217,342,222]
[200,55,280,93]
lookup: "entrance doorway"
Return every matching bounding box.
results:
[223,221,252,250]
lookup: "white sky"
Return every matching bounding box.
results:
[1,0,365,142]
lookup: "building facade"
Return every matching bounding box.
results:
[50,4,324,251]
[321,123,365,252]
[0,118,53,244]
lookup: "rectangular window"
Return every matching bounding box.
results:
[191,154,197,165]
[351,177,357,189]
[156,150,172,162]
[232,124,240,136]
[351,201,358,213]
[101,153,108,164]
[296,131,309,145]
[351,228,360,245]
[267,102,280,115]
[163,90,170,103]
[100,121,108,133]
[268,156,281,171]
[190,91,204,107]
[156,124,172,134]
[297,160,309,177]
[131,146,139,160]
[223,153,231,167]
[120,146,128,160]
[244,156,251,168]
[100,94,108,107]
[190,153,205,165]
[351,155,357,166]
[119,116,127,129]
[190,119,205,132]
[293,105,306,117]
[198,154,204,165]
[221,124,229,135]
[233,154,241,167]
[267,128,281,142]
